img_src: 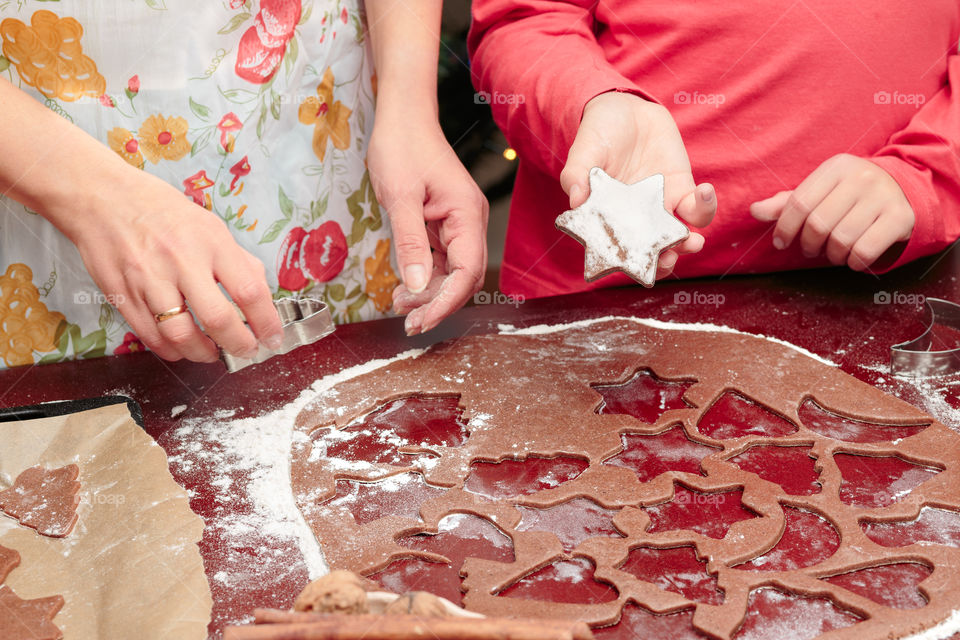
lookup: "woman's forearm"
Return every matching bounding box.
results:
[0,76,134,242]
[364,0,442,123]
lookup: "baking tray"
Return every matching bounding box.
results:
[0,396,144,428]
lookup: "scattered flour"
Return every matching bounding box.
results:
[165,349,424,581]
[170,404,187,418]
[858,361,960,430]
[497,316,836,367]
[160,319,960,639]
[904,609,960,640]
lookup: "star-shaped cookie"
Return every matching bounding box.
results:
[555,167,690,287]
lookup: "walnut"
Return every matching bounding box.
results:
[382,591,449,617]
[293,571,371,614]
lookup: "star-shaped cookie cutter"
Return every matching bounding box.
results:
[220,296,335,373]
[555,167,690,287]
[890,297,960,377]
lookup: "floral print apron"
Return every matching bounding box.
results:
[0,0,397,368]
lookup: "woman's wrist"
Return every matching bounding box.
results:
[374,75,439,124]
[40,150,136,244]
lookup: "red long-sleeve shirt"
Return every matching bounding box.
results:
[468,1,960,299]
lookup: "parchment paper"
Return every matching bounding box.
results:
[0,402,211,638]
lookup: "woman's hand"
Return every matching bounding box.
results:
[561,92,716,278]
[69,169,284,363]
[367,116,488,335]
[0,76,282,363]
[365,0,488,335]
[750,154,915,270]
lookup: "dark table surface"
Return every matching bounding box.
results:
[2,249,958,638]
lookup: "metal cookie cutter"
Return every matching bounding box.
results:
[891,297,960,377]
[220,296,335,373]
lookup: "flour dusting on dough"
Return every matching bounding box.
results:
[164,320,960,639]
[498,316,836,366]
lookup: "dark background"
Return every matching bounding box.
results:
[439,2,516,294]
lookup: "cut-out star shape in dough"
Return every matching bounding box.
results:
[555,167,690,287]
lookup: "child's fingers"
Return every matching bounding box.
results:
[824,202,882,266]
[654,233,703,280]
[656,249,679,279]
[674,183,716,228]
[560,130,604,209]
[772,158,846,248]
[773,166,841,250]
[674,232,705,256]
[797,185,859,257]
[845,209,914,271]
[750,191,791,221]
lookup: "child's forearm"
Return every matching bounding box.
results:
[0,76,134,243]
[867,53,960,271]
[365,0,441,126]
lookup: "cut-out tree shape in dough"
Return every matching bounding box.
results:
[835,454,940,508]
[736,507,840,571]
[824,562,931,609]
[517,498,623,553]
[464,456,588,500]
[372,514,515,605]
[862,507,960,548]
[592,369,694,423]
[618,545,722,605]
[317,395,468,465]
[291,318,960,639]
[319,473,445,526]
[733,588,861,640]
[799,399,929,443]
[603,425,717,482]
[729,446,821,496]
[497,556,619,604]
[0,464,80,538]
[645,483,757,539]
[0,585,63,640]
[698,392,798,440]
[594,605,706,640]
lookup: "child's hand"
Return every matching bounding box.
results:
[750,154,915,270]
[560,92,716,279]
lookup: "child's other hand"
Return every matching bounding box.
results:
[560,92,716,279]
[750,154,915,270]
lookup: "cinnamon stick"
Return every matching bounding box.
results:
[223,614,594,640]
[253,609,332,624]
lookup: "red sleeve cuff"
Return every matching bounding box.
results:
[548,68,649,177]
[868,154,946,272]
